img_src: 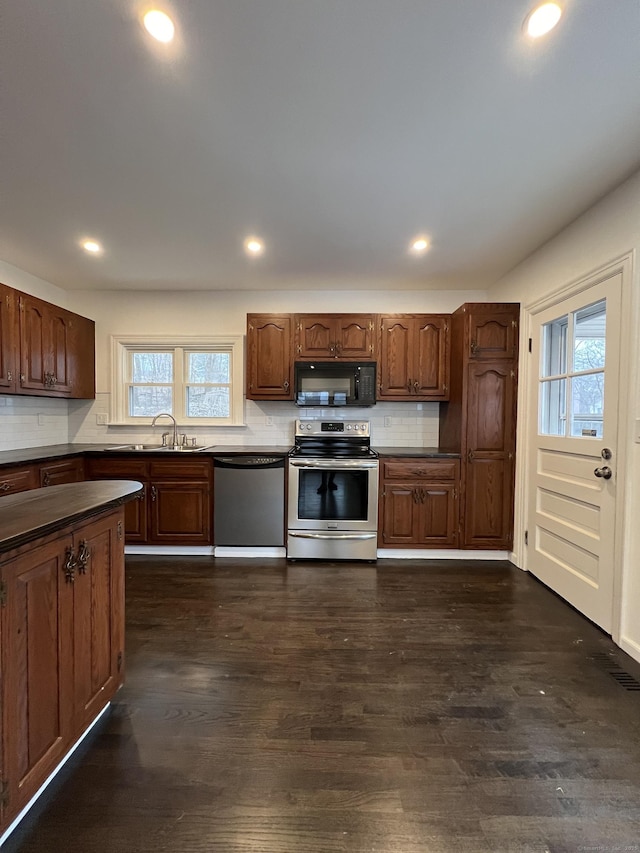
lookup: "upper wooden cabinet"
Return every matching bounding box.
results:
[0,284,95,399]
[0,284,17,392]
[295,314,375,360]
[378,314,450,400]
[246,314,294,400]
[463,303,519,360]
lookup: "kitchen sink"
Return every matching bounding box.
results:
[103,444,215,452]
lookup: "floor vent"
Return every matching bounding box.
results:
[590,653,640,691]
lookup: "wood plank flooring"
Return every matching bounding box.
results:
[6,557,640,852]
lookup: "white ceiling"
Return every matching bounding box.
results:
[1,0,639,292]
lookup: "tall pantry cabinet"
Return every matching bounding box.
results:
[439,303,519,549]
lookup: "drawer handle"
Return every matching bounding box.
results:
[43,472,51,486]
[0,482,10,491]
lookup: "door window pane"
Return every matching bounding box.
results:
[542,316,568,377]
[130,386,173,416]
[132,352,173,382]
[186,387,230,418]
[540,379,566,436]
[570,374,604,438]
[573,300,606,372]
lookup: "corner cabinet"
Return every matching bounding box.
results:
[439,303,519,550]
[0,283,95,399]
[378,314,450,400]
[246,314,294,400]
[295,314,376,360]
[0,501,126,832]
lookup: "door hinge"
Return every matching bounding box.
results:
[117,651,123,672]
[0,580,6,607]
[0,779,9,808]
[524,530,528,545]
[528,338,532,353]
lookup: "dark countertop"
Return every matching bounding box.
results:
[0,480,143,554]
[0,444,105,467]
[373,446,460,458]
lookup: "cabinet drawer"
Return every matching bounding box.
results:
[39,457,84,487]
[382,459,459,481]
[149,459,211,480]
[0,466,38,495]
[85,458,149,479]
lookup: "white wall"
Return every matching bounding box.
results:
[488,168,640,664]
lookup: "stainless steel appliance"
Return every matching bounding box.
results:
[213,455,285,546]
[294,361,376,407]
[287,419,379,560]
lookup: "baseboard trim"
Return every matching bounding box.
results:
[123,545,511,560]
[377,549,511,560]
[619,635,640,666]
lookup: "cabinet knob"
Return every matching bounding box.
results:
[283,379,290,392]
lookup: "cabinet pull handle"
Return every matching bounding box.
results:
[64,546,77,583]
[407,380,413,392]
[6,371,12,381]
[443,383,448,394]
[470,340,479,355]
[283,379,290,392]
[0,482,10,491]
[467,449,474,463]
[43,472,51,486]
[413,381,419,392]
[151,485,157,502]
[412,488,420,505]
[76,540,91,574]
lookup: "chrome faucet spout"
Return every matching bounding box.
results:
[151,412,178,447]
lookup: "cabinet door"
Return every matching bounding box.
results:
[39,457,84,488]
[416,484,458,547]
[246,314,293,399]
[84,457,149,543]
[149,481,211,544]
[68,312,96,399]
[0,465,38,496]
[378,317,413,398]
[1,535,74,819]
[48,306,72,395]
[467,306,518,360]
[334,315,375,359]
[18,296,72,396]
[0,284,17,392]
[72,510,124,728]
[415,316,449,398]
[380,483,419,545]
[463,362,516,548]
[295,315,335,358]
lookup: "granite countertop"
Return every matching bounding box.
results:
[373,446,460,458]
[0,444,109,467]
[0,480,143,553]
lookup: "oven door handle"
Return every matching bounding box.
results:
[289,459,378,470]
[288,532,378,540]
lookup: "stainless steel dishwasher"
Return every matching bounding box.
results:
[213,455,285,546]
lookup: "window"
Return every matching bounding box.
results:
[111,336,244,425]
[539,299,606,438]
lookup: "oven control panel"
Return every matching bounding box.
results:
[296,419,370,437]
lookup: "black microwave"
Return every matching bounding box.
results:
[294,361,376,407]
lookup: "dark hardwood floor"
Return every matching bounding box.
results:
[6,557,640,853]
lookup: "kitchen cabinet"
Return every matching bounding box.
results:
[0,464,38,497]
[378,314,450,400]
[0,283,17,392]
[295,314,375,360]
[379,458,459,548]
[0,505,125,829]
[246,314,294,400]
[0,284,95,400]
[39,456,84,488]
[440,303,519,549]
[85,456,212,545]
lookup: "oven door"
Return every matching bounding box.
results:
[287,457,379,532]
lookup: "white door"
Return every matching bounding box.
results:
[527,272,622,632]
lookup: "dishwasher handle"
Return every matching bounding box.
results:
[213,456,285,470]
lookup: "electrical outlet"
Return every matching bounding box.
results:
[266,416,274,426]
[96,413,108,425]
[384,416,392,427]
[38,413,46,426]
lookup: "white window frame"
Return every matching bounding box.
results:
[110,335,244,426]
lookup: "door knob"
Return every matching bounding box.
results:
[601,448,612,460]
[594,466,612,480]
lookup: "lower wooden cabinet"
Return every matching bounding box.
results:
[85,455,212,545]
[379,458,460,548]
[0,507,124,828]
[39,456,84,488]
[0,464,38,496]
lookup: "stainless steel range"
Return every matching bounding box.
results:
[287,419,379,561]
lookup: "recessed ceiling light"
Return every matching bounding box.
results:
[81,239,103,255]
[244,237,265,256]
[143,10,175,43]
[524,2,562,38]
[410,236,430,255]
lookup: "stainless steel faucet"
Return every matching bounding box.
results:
[151,412,178,447]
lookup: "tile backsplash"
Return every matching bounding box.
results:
[1,393,440,451]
